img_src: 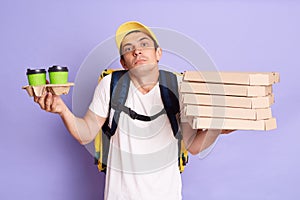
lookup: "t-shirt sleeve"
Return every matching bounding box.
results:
[89,74,111,118]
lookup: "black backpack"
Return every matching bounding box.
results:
[94,69,188,173]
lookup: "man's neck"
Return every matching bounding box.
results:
[128,65,159,94]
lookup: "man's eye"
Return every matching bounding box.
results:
[123,47,133,53]
[140,42,149,47]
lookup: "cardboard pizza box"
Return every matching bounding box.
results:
[180,82,272,97]
[182,93,274,108]
[183,71,280,86]
[184,105,272,120]
[191,117,277,131]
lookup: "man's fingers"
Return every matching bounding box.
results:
[33,91,59,113]
[37,92,47,110]
[45,92,53,112]
[221,129,236,134]
[34,96,39,103]
[51,95,61,113]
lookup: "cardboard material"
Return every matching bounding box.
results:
[22,83,74,97]
[183,71,280,86]
[180,82,272,97]
[182,93,274,108]
[191,117,277,131]
[185,105,272,120]
[180,71,279,131]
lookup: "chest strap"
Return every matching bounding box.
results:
[111,102,167,121]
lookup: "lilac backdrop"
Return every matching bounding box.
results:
[1,0,299,199]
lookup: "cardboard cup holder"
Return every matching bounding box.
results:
[22,83,74,97]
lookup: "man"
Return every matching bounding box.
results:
[34,21,231,200]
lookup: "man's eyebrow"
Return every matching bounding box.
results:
[122,42,133,48]
[139,37,151,42]
[122,37,151,48]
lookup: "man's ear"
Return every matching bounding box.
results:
[120,58,128,70]
[156,47,162,62]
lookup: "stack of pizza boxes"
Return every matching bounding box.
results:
[180,71,280,130]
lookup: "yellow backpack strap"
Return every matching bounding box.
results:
[175,71,189,173]
[94,68,118,172]
[94,132,106,171]
[98,69,115,82]
[179,139,189,173]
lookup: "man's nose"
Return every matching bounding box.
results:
[133,47,142,56]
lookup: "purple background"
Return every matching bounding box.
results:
[1,0,299,199]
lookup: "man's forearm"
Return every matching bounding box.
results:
[193,129,221,154]
[59,106,98,145]
[184,126,221,155]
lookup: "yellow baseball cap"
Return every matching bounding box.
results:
[115,21,159,52]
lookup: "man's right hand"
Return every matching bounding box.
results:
[34,91,67,116]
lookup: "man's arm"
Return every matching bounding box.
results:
[181,122,234,155]
[34,91,106,145]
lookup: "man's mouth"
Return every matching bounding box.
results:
[134,59,146,65]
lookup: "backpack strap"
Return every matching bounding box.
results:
[114,103,166,121]
[102,70,129,138]
[101,70,129,171]
[109,70,131,136]
[158,70,180,138]
[158,70,184,171]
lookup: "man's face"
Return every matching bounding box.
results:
[120,31,162,70]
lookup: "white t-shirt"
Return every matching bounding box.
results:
[89,74,182,200]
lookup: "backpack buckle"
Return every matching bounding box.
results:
[129,108,138,119]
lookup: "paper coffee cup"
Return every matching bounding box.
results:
[26,68,46,86]
[48,65,69,84]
